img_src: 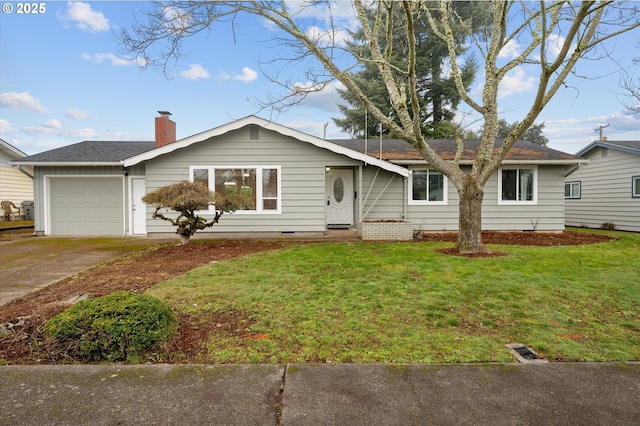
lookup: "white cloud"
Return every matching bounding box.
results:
[43,119,62,129]
[81,52,132,67]
[306,25,350,47]
[64,107,89,120]
[498,68,537,98]
[162,5,191,33]
[60,2,109,33]
[498,39,521,60]
[545,34,566,59]
[219,67,258,83]
[295,81,345,113]
[179,64,210,80]
[0,119,15,134]
[23,124,100,140]
[542,110,640,153]
[0,92,48,113]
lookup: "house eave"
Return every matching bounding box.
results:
[11,160,123,167]
[390,159,586,166]
[123,115,409,177]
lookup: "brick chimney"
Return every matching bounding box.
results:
[155,111,176,148]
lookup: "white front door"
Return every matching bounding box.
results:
[326,169,353,226]
[131,177,147,235]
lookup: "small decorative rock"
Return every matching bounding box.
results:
[62,292,92,304]
[0,316,32,335]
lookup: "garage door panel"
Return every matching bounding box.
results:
[51,178,123,235]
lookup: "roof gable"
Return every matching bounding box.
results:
[123,115,409,177]
[575,140,640,157]
[1,138,27,160]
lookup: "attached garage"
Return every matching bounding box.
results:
[49,177,124,235]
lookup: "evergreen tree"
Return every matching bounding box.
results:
[333,2,489,139]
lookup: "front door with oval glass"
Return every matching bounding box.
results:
[326,169,353,226]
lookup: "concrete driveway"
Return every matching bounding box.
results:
[0,229,169,306]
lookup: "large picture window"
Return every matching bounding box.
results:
[499,167,537,204]
[409,169,447,205]
[189,166,281,213]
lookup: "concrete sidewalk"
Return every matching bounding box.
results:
[2,363,639,425]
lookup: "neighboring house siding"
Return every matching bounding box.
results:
[144,126,360,234]
[406,166,566,232]
[0,150,33,217]
[565,147,640,232]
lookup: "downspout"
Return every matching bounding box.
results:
[17,165,34,179]
[403,175,408,220]
[564,163,582,178]
[358,165,363,224]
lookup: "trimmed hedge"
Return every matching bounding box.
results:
[45,291,178,362]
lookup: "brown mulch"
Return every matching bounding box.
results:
[0,232,616,364]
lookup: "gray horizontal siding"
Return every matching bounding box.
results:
[144,126,360,234]
[406,165,566,232]
[565,147,640,232]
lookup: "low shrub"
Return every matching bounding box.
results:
[600,221,616,231]
[44,291,178,362]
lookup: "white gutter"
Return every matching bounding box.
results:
[390,159,586,166]
[11,161,123,167]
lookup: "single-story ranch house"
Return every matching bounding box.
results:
[13,114,583,239]
[565,139,639,232]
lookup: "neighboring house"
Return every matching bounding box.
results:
[0,139,34,220]
[13,114,582,238]
[565,140,640,232]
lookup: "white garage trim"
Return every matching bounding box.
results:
[44,175,126,235]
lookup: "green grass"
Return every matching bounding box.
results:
[148,229,639,363]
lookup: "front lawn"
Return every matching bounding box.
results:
[148,229,639,363]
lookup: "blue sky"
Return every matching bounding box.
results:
[1,1,639,156]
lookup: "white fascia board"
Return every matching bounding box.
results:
[11,161,123,167]
[391,159,586,166]
[123,115,409,177]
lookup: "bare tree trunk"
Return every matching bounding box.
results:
[456,178,490,254]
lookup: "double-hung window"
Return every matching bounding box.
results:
[409,169,447,205]
[499,167,537,204]
[565,181,581,199]
[189,166,281,213]
[633,176,640,198]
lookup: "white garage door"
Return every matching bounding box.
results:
[50,177,123,235]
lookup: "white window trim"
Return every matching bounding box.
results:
[632,176,640,198]
[408,168,448,205]
[498,166,538,205]
[565,181,581,199]
[189,165,282,214]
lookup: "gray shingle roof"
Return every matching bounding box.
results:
[329,139,579,162]
[16,141,156,163]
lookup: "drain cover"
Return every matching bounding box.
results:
[513,345,538,359]
[505,343,548,363]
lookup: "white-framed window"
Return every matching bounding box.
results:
[565,181,581,199]
[409,168,448,205]
[189,166,281,214]
[498,166,537,204]
[633,176,640,198]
